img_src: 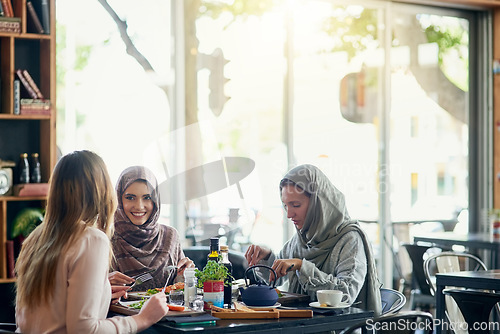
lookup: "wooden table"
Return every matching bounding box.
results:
[134,306,373,334]
[434,269,500,334]
[413,232,500,269]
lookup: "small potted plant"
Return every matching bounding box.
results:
[195,256,232,309]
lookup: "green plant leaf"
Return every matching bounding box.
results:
[194,255,233,288]
[11,208,44,238]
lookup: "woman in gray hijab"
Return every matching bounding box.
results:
[245,164,381,315]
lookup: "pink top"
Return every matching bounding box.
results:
[16,227,137,333]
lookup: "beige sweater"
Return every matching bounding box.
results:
[16,227,137,334]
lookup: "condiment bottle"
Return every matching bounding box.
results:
[207,237,220,262]
[18,153,30,184]
[30,153,41,183]
[220,245,233,308]
[184,268,197,308]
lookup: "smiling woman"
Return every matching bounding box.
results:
[111,166,195,291]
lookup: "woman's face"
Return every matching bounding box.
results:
[281,184,310,230]
[121,180,154,226]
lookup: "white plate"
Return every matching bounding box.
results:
[126,291,153,299]
[243,302,281,309]
[309,301,351,310]
[119,300,147,310]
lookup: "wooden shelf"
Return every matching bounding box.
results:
[0,0,55,281]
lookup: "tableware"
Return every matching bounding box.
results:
[128,271,153,289]
[309,301,351,309]
[316,289,348,307]
[126,291,153,300]
[169,290,184,305]
[244,302,281,309]
[119,300,147,310]
[162,265,178,293]
[239,265,279,306]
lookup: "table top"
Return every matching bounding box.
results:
[436,269,500,289]
[414,232,500,248]
[138,306,374,334]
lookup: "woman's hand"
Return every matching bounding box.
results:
[270,258,302,281]
[177,257,195,275]
[245,245,272,267]
[108,271,134,286]
[110,285,130,304]
[134,292,169,331]
[108,271,135,304]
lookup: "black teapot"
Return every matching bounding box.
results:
[239,265,279,307]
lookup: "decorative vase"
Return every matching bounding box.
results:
[203,280,224,309]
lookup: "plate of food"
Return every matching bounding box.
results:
[126,282,185,300]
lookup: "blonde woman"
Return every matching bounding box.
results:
[15,150,169,333]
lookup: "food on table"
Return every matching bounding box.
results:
[146,282,185,295]
[234,302,256,312]
[211,305,234,313]
[127,299,146,309]
[167,304,185,312]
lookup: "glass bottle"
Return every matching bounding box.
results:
[18,153,30,184]
[207,237,220,262]
[30,153,41,183]
[220,245,233,307]
[184,268,198,308]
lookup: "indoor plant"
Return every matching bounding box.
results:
[195,256,233,308]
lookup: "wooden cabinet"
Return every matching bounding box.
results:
[0,0,55,283]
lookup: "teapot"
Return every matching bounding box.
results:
[239,265,279,307]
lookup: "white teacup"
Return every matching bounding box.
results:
[317,290,349,306]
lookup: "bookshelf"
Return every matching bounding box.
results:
[0,0,55,283]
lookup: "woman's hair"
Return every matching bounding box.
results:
[15,150,117,309]
[279,178,311,198]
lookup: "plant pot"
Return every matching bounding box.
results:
[203,280,224,309]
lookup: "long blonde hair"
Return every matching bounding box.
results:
[15,150,117,309]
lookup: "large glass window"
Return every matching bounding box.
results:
[56,0,490,287]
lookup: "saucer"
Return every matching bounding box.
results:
[244,302,281,309]
[309,301,351,310]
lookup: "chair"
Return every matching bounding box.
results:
[442,289,500,334]
[423,251,487,296]
[0,323,16,334]
[423,252,488,334]
[380,288,406,315]
[338,311,434,334]
[400,242,437,311]
[0,282,16,323]
[183,246,249,279]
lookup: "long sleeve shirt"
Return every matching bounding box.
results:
[16,227,137,334]
[263,230,367,304]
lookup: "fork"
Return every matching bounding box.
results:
[161,265,178,293]
[128,271,154,289]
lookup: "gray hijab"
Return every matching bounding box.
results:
[280,164,382,315]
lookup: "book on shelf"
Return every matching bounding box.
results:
[6,240,15,278]
[13,79,20,115]
[20,98,51,115]
[26,1,44,34]
[22,69,44,99]
[0,1,4,17]
[15,69,38,99]
[41,0,50,34]
[0,0,13,17]
[0,16,20,33]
